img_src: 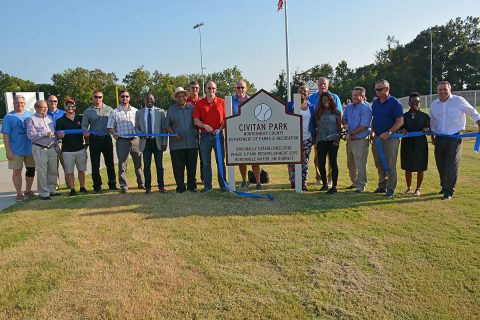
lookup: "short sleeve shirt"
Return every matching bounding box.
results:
[166,103,197,150]
[192,97,226,132]
[56,114,84,152]
[371,95,404,135]
[1,111,33,155]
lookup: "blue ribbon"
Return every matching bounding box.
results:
[215,131,274,200]
[377,131,480,172]
[54,129,176,137]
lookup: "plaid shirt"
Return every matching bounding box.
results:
[107,105,138,138]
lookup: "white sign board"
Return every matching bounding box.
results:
[225,89,302,165]
[5,92,44,114]
[306,80,318,94]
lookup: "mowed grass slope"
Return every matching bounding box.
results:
[0,140,479,319]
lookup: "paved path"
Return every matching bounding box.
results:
[0,152,117,211]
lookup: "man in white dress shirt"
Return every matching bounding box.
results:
[430,81,480,200]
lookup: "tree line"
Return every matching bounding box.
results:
[272,16,480,103]
[1,17,478,117]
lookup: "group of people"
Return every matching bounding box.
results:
[290,78,480,200]
[2,77,479,202]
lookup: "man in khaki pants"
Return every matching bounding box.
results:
[342,87,372,193]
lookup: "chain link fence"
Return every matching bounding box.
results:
[398,90,480,127]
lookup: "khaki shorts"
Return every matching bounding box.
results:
[8,154,35,170]
[62,149,88,174]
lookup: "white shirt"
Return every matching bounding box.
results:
[301,108,311,140]
[143,106,156,132]
[430,94,480,135]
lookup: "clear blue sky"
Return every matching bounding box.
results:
[1,0,479,91]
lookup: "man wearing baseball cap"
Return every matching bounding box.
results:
[56,98,89,196]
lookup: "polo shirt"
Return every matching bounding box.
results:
[308,90,343,112]
[187,96,201,107]
[47,108,66,128]
[166,103,197,150]
[342,102,372,139]
[81,104,113,135]
[1,111,33,155]
[371,95,403,135]
[232,95,250,115]
[192,97,226,132]
[56,114,84,152]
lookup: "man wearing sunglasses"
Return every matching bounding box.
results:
[371,79,404,198]
[47,95,67,188]
[107,90,145,194]
[232,79,262,190]
[192,80,227,193]
[82,90,117,193]
[56,98,88,196]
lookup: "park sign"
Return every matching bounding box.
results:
[225,89,302,165]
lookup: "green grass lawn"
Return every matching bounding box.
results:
[0,140,479,319]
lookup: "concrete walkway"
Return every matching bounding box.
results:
[0,152,117,211]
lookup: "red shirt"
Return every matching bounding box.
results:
[187,96,201,107]
[192,97,226,132]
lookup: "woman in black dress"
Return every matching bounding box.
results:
[401,92,430,196]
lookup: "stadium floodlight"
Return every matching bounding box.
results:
[193,22,206,97]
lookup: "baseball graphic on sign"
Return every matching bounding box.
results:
[254,103,272,121]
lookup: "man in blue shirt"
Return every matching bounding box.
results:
[371,79,404,198]
[232,80,262,190]
[47,95,67,187]
[342,87,372,193]
[1,95,36,202]
[308,77,342,186]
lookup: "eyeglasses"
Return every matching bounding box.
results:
[120,95,130,98]
[48,100,58,103]
[375,87,386,92]
[207,87,216,90]
[236,86,245,89]
[93,96,103,99]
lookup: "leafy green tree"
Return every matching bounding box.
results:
[206,66,256,98]
[52,67,117,112]
[271,70,287,102]
[0,71,36,116]
[122,66,152,108]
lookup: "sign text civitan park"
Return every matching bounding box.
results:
[225,90,302,165]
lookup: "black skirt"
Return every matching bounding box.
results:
[400,111,429,172]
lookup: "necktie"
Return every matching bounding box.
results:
[147,108,152,135]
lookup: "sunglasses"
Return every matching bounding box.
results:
[94,96,103,99]
[120,95,130,98]
[66,105,75,108]
[375,87,386,92]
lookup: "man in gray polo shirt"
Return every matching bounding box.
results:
[82,90,117,193]
[166,87,198,193]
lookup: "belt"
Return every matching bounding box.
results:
[33,142,53,149]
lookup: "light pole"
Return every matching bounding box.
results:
[193,22,206,97]
[429,28,433,106]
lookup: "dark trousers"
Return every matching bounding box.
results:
[434,137,462,196]
[199,132,226,190]
[316,141,339,187]
[170,148,198,192]
[143,139,164,190]
[89,135,116,190]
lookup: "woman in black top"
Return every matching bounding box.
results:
[401,92,430,196]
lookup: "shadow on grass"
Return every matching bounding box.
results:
[1,181,445,219]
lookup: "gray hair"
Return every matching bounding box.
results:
[13,95,25,102]
[375,79,390,87]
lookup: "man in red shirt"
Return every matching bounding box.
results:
[187,80,201,107]
[192,80,227,193]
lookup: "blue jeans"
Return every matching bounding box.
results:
[199,132,226,190]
